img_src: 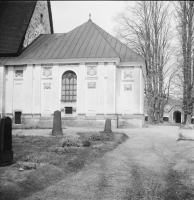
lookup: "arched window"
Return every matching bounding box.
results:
[61,71,77,102]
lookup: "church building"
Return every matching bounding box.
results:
[0,1,147,128]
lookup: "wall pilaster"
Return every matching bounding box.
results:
[77,63,85,114]
[106,62,115,114]
[0,64,6,116]
[51,64,59,113]
[133,66,140,114]
[33,64,41,114]
[23,64,33,114]
[5,66,14,115]
[97,62,104,114]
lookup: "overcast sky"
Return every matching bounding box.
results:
[50,1,126,36]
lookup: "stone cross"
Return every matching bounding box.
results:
[0,116,13,166]
[52,110,63,136]
[103,118,112,133]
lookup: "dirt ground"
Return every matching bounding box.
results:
[20,125,194,200]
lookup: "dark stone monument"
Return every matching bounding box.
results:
[102,118,112,133]
[0,116,13,166]
[52,110,63,136]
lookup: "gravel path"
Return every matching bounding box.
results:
[23,126,194,200]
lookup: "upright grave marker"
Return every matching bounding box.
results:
[0,116,13,166]
[52,110,63,136]
[102,118,112,133]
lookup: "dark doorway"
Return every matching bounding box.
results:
[191,118,194,124]
[15,112,21,124]
[65,107,72,114]
[163,117,169,122]
[173,111,181,123]
[145,116,148,121]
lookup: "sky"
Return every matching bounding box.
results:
[50,1,126,36]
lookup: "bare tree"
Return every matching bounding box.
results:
[114,1,174,123]
[174,1,194,124]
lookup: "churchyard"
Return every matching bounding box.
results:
[0,117,128,200]
[1,114,194,199]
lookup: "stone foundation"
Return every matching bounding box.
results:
[11,114,144,129]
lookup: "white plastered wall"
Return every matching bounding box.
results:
[5,66,14,115]
[77,62,116,116]
[33,64,41,115]
[105,63,116,114]
[116,66,134,115]
[133,66,141,114]
[0,64,6,116]
[97,62,105,114]
[77,63,85,114]
[141,68,145,115]
[23,64,33,114]
[4,61,146,121]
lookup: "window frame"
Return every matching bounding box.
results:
[61,71,77,103]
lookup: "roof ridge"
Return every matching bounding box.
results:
[23,33,66,58]
[20,34,44,56]
[75,21,93,58]
[93,22,144,61]
[81,23,96,57]
[124,42,144,61]
[69,21,90,58]
[60,21,87,58]
[92,22,121,60]
[54,21,88,58]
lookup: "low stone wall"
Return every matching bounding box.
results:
[12,114,144,129]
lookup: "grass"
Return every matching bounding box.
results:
[0,131,128,200]
[125,163,194,200]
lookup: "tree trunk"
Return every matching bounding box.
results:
[186,114,192,124]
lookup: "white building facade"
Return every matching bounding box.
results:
[0,20,147,128]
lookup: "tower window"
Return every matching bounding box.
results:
[40,14,43,23]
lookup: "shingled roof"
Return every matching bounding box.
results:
[18,19,144,62]
[0,1,54,57]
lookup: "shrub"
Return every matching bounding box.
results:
[100,132,114,141]
[61,137,82,147]
[82,140,91,147]
[89,135,101,141]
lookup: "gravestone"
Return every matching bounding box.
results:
[0,116,13,166]
[52,110,63,136]
[102,118,112,133]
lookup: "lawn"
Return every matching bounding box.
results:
[0,131,128,200]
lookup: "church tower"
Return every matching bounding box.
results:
[23,1,54,48]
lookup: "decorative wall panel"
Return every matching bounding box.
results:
[123,83,133,114]
[44,83,51,89]
[43,83,51,111]
[43,67,52,77]
[15,70,23,78]
[86,82,97,112]
[14,83,23,109]
[124,84,132,91]
[87,66,97,76]
[106,64,114,113]
[87,82,96,89]
[124,69,133,79]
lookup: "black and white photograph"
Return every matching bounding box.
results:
[0,1,194,199]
